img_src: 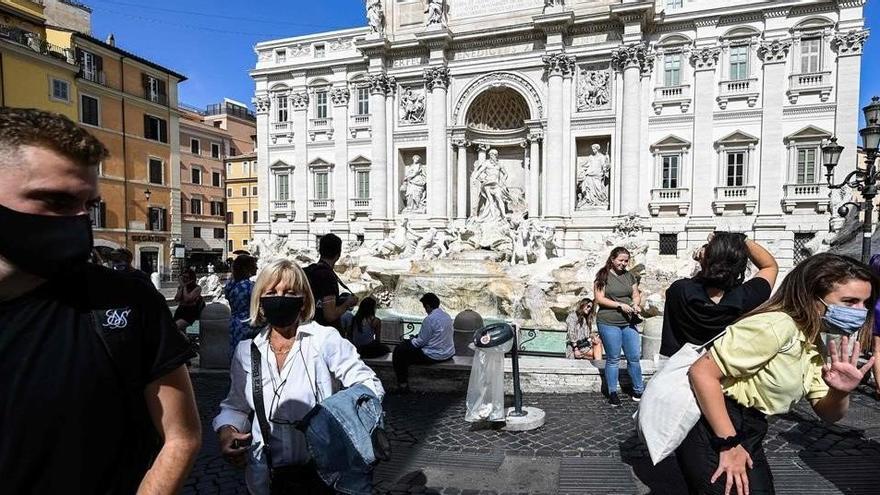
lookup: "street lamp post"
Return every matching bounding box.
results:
[823,96,880,264]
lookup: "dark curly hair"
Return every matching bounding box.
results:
[0,107,108,167]
[694,232,749,291]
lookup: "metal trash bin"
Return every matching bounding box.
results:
[465,323,514,423]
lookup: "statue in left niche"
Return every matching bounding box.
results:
[400,155,428,213]
[366,0,385,35]
[425,0,445,27]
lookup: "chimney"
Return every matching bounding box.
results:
[106,33,115,46]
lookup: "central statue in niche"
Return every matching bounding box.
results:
[471,149,511,222]
[576,144,610,209]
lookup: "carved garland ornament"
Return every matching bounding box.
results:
[253,95,271,114]
[452,72,544,124]
[291,92,309,110]
[690,47,721,71]
[757,39,792,63]
[330,88,351,106]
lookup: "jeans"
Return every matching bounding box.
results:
[596,323,644,394]
[392,340,448,384]
[676,396,774,494]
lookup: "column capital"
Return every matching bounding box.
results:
[330,88,351,107]
[611,43,648,72]
[253,94,271,114]
[832,29,869,57]
[368,73,394,95]
[527,130,544,143]
[424,66,450,90]
[690,46,721,71]
[757,39,792,64]
[291,92,309,110]
[542,52,576,77]
[452,138,471,149]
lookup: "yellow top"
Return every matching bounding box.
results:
[709,311,829,416]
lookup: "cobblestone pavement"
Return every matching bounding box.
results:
[184,372,880,494]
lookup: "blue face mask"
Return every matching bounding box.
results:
[821,300,868,335]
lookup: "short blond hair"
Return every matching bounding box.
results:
[250,259,316,327]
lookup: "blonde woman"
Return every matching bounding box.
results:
[213,259,383,495]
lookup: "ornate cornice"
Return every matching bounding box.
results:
[763,7,790,19]
[330,88,350,106]
[424,66,450,90]
[542,52,577,77]
[610,43,648,73]
[291,92,309,110]
[690,46,721,71]
[253,95,270,114]
[757,39,792,63]
[832,29,869,56]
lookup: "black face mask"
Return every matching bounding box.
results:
[0,203,93,279]
[261,296,305,328]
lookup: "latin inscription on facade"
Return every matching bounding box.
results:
[453,43,535,61]
[448,0,539,18]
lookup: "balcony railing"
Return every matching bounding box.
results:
[713,185,757,215]
[273,122,291,131]
[652,84,691,114]
[351,114,371,126]
[782,183,830,213]
[717,78,759,109]
[309,198,335,221]
[145,91,168,106]
[0,24,75,64]
[350,198,371,210]
[787,71,833,103]
[648,188,690,216]
[80,69,106,85]
[272,200,294,211]
[310,198,334,210]
[309,118,332,129]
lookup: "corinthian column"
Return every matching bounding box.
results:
[331,87,350,222]
[611,43,646,215]
[527,131,543,218]
[425,66,450,220]
[832,30,869,183]
[755,39,792,216]
[542,53,575,219]
[368,73,390,220]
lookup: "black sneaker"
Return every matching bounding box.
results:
[609,393,622,407]
[632,392,642,402]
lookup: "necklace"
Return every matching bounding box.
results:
[269,338,293,354]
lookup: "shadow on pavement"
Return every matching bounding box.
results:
[619,432,688,495]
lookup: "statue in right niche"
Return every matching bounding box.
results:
[576,144,610,209]
[400,155,427,213]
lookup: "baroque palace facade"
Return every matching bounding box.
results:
[251,0,867,268]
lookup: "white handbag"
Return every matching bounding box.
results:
[633,331,726,465]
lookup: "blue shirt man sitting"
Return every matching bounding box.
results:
[392,293,454,393]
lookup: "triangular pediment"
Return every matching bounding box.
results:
[716,130,759,147]
[349,155,371,165]
[650,135,691,151]
[308,157,333,168]
[270,159,291,169]
[784,125,831,144]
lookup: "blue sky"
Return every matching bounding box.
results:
[90,0,880,118]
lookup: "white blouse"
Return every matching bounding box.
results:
[212,321,384,495]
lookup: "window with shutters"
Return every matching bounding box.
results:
[242,211,249,224]
[212,171,221,187]
[315,91,328,119]
[276,174,290,201]
[190,139,200,155]
[193,227,201,239]
[211,143,221,159]
[213,228,225,239]
[50,78,70,102]
[80,94,99,126]
[315,172,329,200]
[148,158,164,185]
[252,186,258,196]
[144,115,168,143]
[253,211,258,223]
[190,198,202,215]
[191,167,202,185]
[664,54,682,87]
[729,45,749,80]
[210,201,224,216]
[241,187,247,197]
[78,49,103,84]
[276,95,288,122]
[796,148,818,184]
[356,87,370,115]
[143,74,167,105]
[226,211,233,224]
[89,201,106,228]
[356,170,370,199]
[148,207,167,231]
[800,38,821,73]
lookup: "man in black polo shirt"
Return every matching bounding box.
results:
[305,233,358,329]
[0,108,201,494]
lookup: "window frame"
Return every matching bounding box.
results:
[725,150,747,187]
[147,206,167,231]
[144,114,168,143]
[728,44,749,81]
[190,198,203,216]
[190,167,202,185]
[315,90,328,119]
[80,93,100,126]
[193,226,202,239]
[50,77,70,103]
[190,138,200,155]
[276,173,290,201]
[148,157,164,185]
[660,154,681,189]
[89,200,106,228]
[663,53,682,87]
[213,228,225,239]
[355,169,370,199]
[276,94,289,123]
[795,146,820,184]
[356,86,370,115]
[212,171,222,187]
[799,37,822,74]
[211,143,221,159]
[242,211,249,224]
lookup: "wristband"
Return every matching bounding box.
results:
[709,432,746,452]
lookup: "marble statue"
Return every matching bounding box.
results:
[544,0,564,11]
[576,144,610,208]
[425,0,445,27]
[366,0,384,35]
[471,149,511,223]
[400,155,427,213]
[373,218,418,257]
[577,68,611,111]
[400,88,426,124]
[412,227,450,259]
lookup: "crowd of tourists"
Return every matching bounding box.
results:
[1,108,878,495]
